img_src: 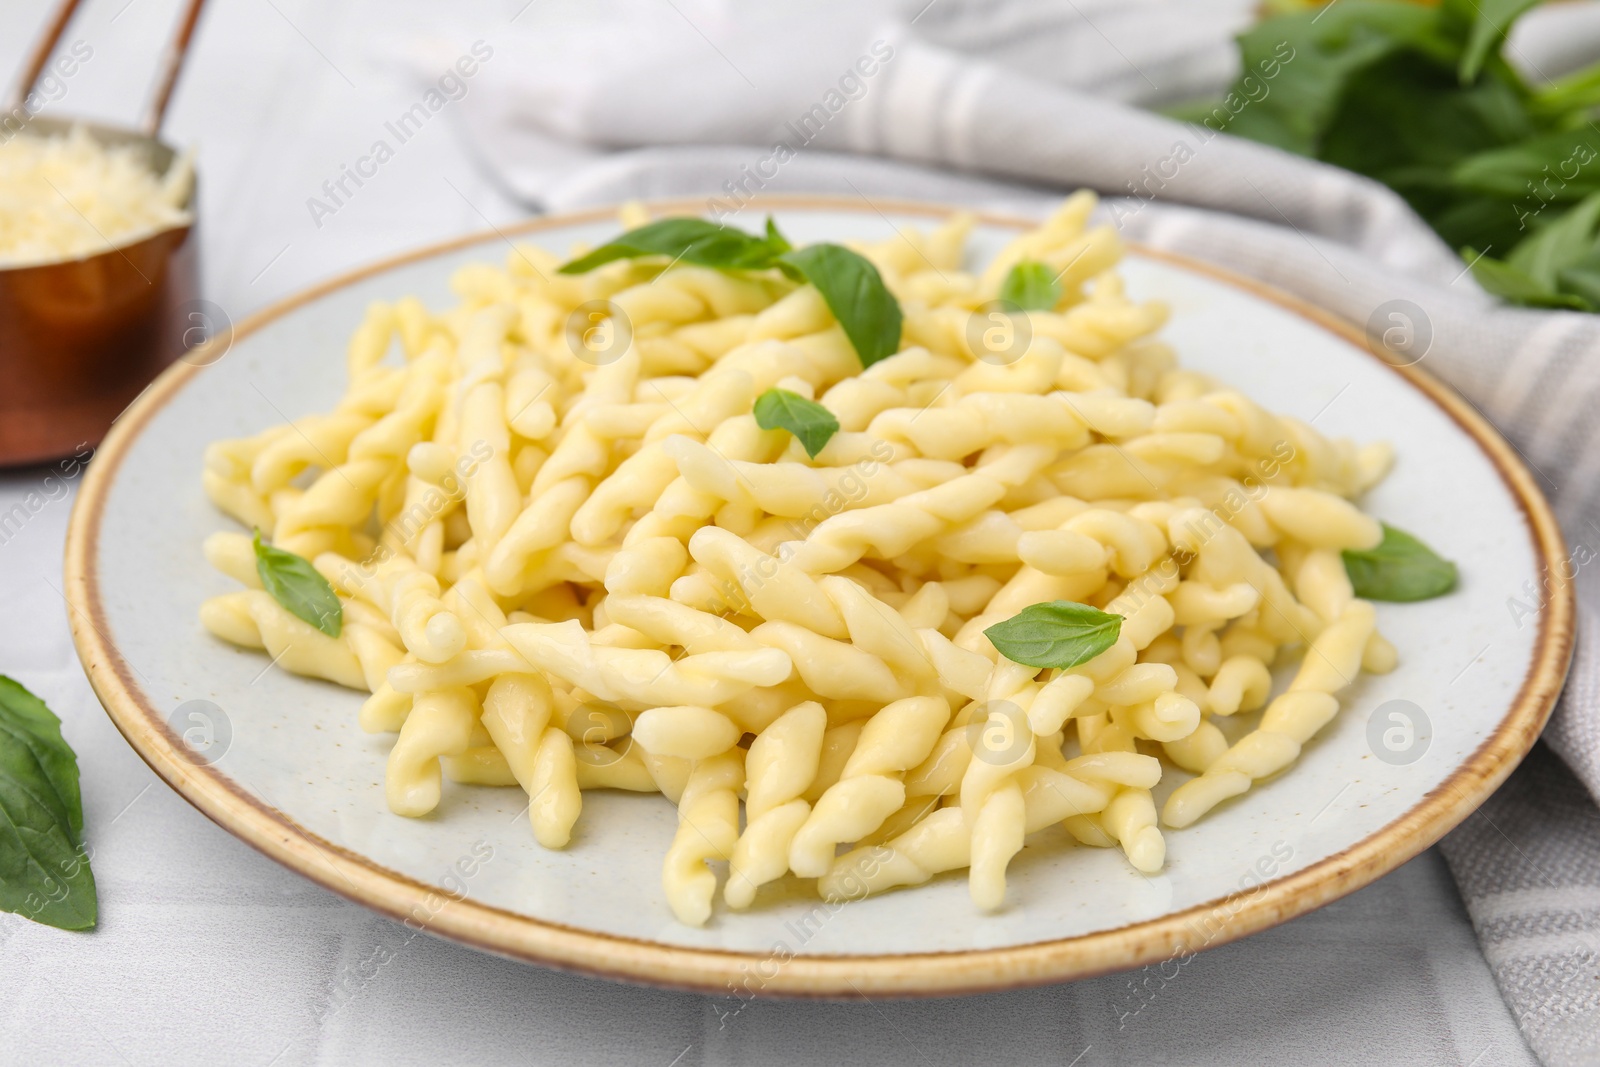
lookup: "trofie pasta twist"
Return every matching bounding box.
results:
[199,193,1421,925]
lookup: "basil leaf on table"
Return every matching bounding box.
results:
[1450,128,1600,203]
[984,601,1123,670]
[1342,524,1458,602]
[998,260,1062,311]
[0,675,96,930]
[1441,0,1542,84]
[1529,58,1600,117]
[777,243,903,367]
[1209,0,1600,310]
[1555,252,1600,307]
[1316,53,1534,252]
[1466,249,1593,310]
[1505,192,1600,289]
[753,388,840,459]
[1222,2,1443,156]
[557,216,791,274]
[253,529,343,637]
[1221,3,1540,254]
[1461,190,1600,310]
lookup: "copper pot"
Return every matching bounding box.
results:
[0,0,208,467]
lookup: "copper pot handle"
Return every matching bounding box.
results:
[8,0,210,138]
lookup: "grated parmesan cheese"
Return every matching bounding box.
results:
[0,125,194,268]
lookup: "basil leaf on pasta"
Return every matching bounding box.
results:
[0,675,97,930]
[984,601,1123,669]
[998,260,1062,311]
[778,243,903,368]
[253,529,343,636]
[761,216,793,258]
[1342,524,1458,601]
[557,217,790,274]
[556,218,902,366]
[753,388,840,459]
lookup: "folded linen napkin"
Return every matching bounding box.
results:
[445,3,1600,1059]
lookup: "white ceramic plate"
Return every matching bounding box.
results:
[66,198,1573,996]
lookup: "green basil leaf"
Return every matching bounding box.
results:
[0,677,81,840]
[753,388,840,459]
[1220,1,1551,262]
[1556,257,1600,306]
[983,601,1123,670]
[556,219,904,364]
[1223,2,1443,155]
[1317,53,1535,212]
[1530,55,1600,116]
[763,216,793,257]
[1466,247,1593,309]
[557,216,790,274]
[1441,0,1540,84]
[1217,0,1597,304]
[1342,524,1458,602]
[1451,129,1600,202]
[777,243,902,368]
[0,676,96,930]
[1428,194,1536,258]
[998,260,1062,311]
[253,529,343,637]
[1505,192,1600,288]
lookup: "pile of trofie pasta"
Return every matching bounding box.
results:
[200,193,1406,925]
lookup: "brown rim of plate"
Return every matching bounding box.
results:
[64,195,1576,998]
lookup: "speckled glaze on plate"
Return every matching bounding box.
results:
[65,198,1574,997]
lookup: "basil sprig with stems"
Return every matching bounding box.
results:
[753,388,840,459]
[998,260,1062,311]
[1196,0,1600,311]
[1342,523,1458,602]
[984,601,1123,670]
[0,675,97,930]
[557,216,902,367]
[253,529,343,637]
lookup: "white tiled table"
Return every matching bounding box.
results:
[0,2,1538,1062]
